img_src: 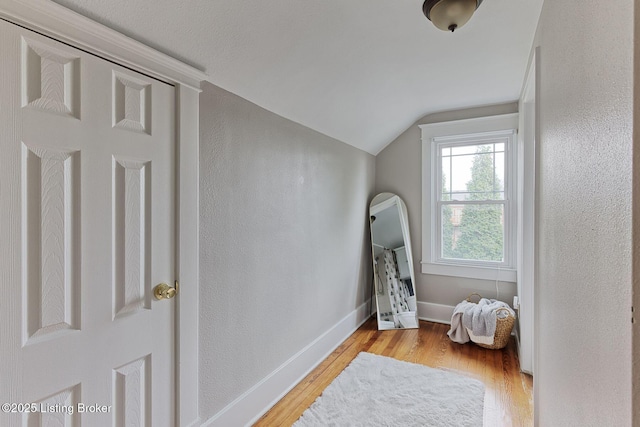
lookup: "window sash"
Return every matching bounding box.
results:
[437,139,510,203]
[436,200,508,265]
[432,131,516,270]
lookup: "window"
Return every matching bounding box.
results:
[420,115,518,281]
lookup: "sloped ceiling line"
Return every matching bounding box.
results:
[53,0,544,154]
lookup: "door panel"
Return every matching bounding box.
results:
[0,19,175,427]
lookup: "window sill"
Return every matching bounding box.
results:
[421,261,516,282]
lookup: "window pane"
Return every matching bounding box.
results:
[495,152,505,190]
[448,191,504,201]
[441,157,451,200]
[451,145,477,155]
[475,143,496,152]
[473,142,505,152]
[449,152,504,200]
[441,147,451,156]
[450,153,474,193]
[441,204,504,262]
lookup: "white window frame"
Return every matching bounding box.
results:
[420,114,518,282]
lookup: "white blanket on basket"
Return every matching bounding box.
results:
[447,298,515,344]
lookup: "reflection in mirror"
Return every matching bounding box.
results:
[369,193,418,330]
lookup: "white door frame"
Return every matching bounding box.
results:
[517,46,539,376]
[0,2,205,426]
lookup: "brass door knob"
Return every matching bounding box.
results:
[154,281,179,300]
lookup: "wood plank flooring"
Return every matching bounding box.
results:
[254,317,533,427]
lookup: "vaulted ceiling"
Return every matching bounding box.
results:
[53,0,544,154]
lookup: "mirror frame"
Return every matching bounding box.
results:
[369,193,418,330]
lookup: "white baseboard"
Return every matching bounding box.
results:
[417,301,455,325]
[200,300,372,427]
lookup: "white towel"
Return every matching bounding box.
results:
[467,328,494,345]
[462,298,515,338]
[447,300,473,344]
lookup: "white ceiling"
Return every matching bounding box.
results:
[53,0,543,155]
[372,205,405,253]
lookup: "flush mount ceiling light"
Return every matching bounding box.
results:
[422,0,483,32]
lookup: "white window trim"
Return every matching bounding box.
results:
[433,130,516,268]
[420,113,519,282]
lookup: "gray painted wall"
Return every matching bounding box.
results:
[533,0,633,425]
[375,103,519,310]
[199,82,376,418]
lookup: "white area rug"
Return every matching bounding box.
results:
[294,352,484,427]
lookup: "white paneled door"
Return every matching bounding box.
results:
[0,19,176,427]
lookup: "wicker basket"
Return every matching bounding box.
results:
[465,293,515,350]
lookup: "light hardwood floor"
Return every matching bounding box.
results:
[254,317,533,427]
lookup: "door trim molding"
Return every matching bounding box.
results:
[516,46,539,376]
[175,85,201,427]
[0,5,203,426]
[0,0,207,90]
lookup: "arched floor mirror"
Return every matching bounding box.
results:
[369,193,418,330]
